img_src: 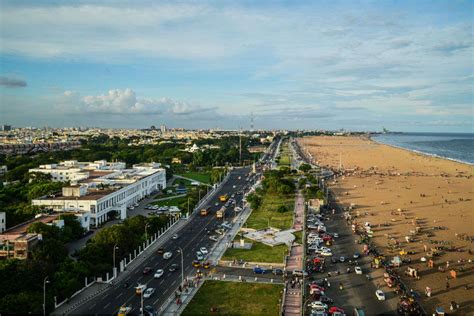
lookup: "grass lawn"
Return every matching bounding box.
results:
[182,280,283,316]
[246,193,294,230]
[152,195,189,207]
[177,171,212,184]
[277,142,292,169]
[294,230,303,245]
[221,237,288,263]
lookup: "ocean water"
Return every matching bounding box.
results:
[372,133,474,165]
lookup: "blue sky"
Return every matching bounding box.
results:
[0,0,472,131]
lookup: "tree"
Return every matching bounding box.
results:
[277,205,289,213]
[299,163,311,172]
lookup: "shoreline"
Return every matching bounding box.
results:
[369,135,474,167]
[301,135,474,314]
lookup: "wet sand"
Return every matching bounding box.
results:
[299,135,474,314]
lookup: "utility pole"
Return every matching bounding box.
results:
[43,276,50,316]
[239,127,242,166]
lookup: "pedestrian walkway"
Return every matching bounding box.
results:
[284,191,304,316]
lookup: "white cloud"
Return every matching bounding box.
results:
[58,88,215,116]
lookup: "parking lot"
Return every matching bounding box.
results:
[303,206,398,315]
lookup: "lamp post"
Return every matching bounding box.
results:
[177,247,184,287]
[113,243,119,276]
[43,276,50,316]
[145,224,150,243]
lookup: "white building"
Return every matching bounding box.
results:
[29,160,126,182]
[31,162,166,227]
[0,212,5,233]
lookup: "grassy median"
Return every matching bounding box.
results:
[245,193,294,230]
[221,237,288,263]
[177,171,212,184]
[182,280,283,315]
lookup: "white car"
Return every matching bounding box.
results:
[355,266,362,275]
[339,256,345,262]
[320,250,332,256]
[172,234,178,240]
[196,251,204,261]
[143,288,155,299]
[333,233,339,238]
[308,301,328,311]
[163,252,172,259]
[154,269,164,278]
[200,247,208,255]
[376,290,385,301]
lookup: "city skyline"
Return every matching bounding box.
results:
[1,0,473,132]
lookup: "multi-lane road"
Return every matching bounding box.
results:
[70,167,259,315]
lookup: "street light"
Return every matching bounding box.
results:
[176,247,184,288]
[145,224,150,242]
[43,276,50,316]
[113,243,119,275]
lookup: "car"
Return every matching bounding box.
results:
[196,251,204,261]
[355,266,362,275]
[143,288,155,298]
[157,247,164,254]
[215,202,219,206]
[192,260,201,268]
[172,234,178,239]
[142,305,157,316]
[200,247,208,255]
[353,252,360,259]
[328,306,345,315]
[129,206,135,210]
[308,301,328,311]
[148,211,157,215]
[319,296,334,305]
[253,267,267,274]
[339,256,345,263]
[163,252,172,259]
[292,269,309,277]
[143,267,152,274]
[209,235,218,242]
[154,269,164,278]
[320,250,333,256]
[169,264,179,272]
[203,261,211,269]
[376,290,385,301]
[273,268,283,275]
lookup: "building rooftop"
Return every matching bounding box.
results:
[0,214,59,238]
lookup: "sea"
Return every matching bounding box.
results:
[372,132,474,165]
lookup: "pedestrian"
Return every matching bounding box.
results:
[446,261,450,268]
[446,281,450,291]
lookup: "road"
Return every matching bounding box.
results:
[69,167,259,315]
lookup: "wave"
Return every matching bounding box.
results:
[370,136,474,166]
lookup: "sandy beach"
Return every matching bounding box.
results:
[299,135,474,314]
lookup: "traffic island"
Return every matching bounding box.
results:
[182,280,284,315]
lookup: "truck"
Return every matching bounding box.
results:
[216,206,226,219]
[200,206,210,216]
[219,194,229,202]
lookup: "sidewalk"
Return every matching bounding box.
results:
[284,191,305,316]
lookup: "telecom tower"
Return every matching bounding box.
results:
[250,112,254,131]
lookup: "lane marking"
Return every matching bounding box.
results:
[103,302,111,310]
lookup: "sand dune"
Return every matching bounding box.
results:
[300,136,474,314]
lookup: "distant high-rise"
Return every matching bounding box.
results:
[160,125,166,133]
[1,125,12,131]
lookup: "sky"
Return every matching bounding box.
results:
[0,0,473,132]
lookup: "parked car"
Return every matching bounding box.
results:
[339,256,345,263]
[209,235,218,242]
[375,290,385,301]
[196,251,204,261]
[163,252,172,259]
[355,266,362,275]
[142,267,152,274]
[200,247,208,255]
[172,234,179,239]
[353,252,360,259]
[202,261,211,269]
[192,260,201,268]
[154,269,164,278]
[143,288,155,299]
[292,269,308,277]
[308,301,328,311]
